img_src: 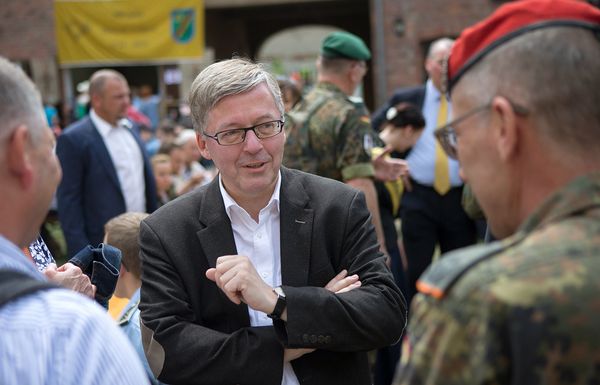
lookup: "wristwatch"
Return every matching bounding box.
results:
[267,286,286,320]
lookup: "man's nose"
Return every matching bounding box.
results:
[243,130,263,151]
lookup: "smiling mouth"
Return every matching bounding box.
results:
[245,162,266,169]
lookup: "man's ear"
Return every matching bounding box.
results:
[349,64,362,84]
[6,124,33,189]
[196,132,211,160]
[491,96,519,162]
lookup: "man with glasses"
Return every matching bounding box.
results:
[395,1,600,384]
[138,58,406,385]
[372,37,478,306]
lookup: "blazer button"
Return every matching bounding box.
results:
[310,334,317,343]
[325,336,332,344]
[317,335,325,344]
[302,334,309,343]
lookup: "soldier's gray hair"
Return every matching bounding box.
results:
[188,58,284,134]
[0,56,45,148]
[454,26,600,154]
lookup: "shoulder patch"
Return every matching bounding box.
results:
[416,237,521,299]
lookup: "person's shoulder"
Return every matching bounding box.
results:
[392,84,426,97]
[63,116,93,134]
[389,85,426,103]
[416,240,509,301]
[417,220,598,303]
[59,117,95,145]
[0,287,126,343]
[2,287,103,323]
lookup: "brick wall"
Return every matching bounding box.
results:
[375,0,500,101]
[0,0,56,61]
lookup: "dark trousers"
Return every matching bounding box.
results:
[400,181,477,305]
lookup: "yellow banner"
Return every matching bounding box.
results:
[55,0,204,66]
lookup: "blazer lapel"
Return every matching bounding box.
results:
[279,168,313,287]
[195,179,250,324]
[196,179,238,268]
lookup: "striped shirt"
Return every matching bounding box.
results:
[0,235,149,385]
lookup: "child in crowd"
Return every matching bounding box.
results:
[151,154,177,207]
[104,212,166,385]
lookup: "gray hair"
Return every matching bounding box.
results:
[0,56,45,147]
[454,27,600,155]
[88,69,127,98]
[188,58,284,134]
[427,37,454,60]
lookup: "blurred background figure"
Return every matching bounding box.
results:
[151,154,177,207]
[56,69,157,257]
[372,102,424,385]
[104,212,166,385]
[133,84,161,131]
[277,76,302,112]
[172,129,214,196]
[372,38,477,306]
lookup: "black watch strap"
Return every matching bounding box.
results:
[267,286,286,320]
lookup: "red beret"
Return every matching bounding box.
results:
[446,0,600,93]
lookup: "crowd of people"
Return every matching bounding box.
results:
[1,0,600,384]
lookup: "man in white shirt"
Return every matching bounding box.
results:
[57,69,157,257]
[371,38,477,304]
[139,58,406,385]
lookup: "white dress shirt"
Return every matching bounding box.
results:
[406,79,463,187]
[91,109,146,212]
[219,171,299,385]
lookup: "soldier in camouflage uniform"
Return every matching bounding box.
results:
[284,31,389,255]
[394,1,600,384]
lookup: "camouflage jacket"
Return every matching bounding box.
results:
[283,82,374,181]
[395,173,600,385]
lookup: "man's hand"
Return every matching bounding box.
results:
[44,263,96,298]
[324,269,361,293]
[206,255,276,314]
[373,147,409,182]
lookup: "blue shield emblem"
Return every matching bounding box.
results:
[171,8,195,44]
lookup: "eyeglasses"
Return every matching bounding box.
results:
[203,119,284,146]
[434,100,529,159]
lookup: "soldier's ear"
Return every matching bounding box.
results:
[492,96,519,162]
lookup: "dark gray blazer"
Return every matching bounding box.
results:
[139,167,406,385]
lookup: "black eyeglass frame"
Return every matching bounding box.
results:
[202,119,285,146]
[434,99,529,159]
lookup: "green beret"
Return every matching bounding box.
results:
[321,31,371,61]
